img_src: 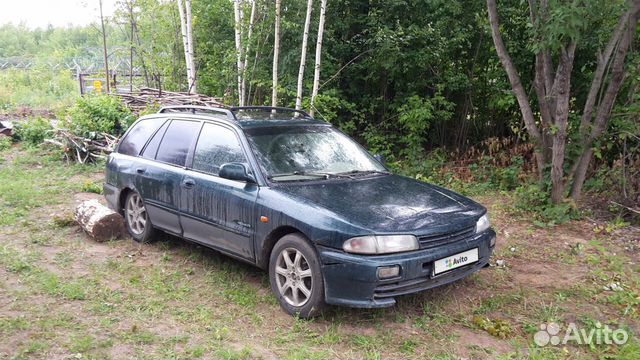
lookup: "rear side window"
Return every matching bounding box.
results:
[155,120,201,166]
[192,123,247,175]
[118,118,164,156]
[141,120,169,159]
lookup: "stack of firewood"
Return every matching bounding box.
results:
[118,87,226,113]
[45,130,119,164]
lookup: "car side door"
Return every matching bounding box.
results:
[135,118,202,236]
[179,122,258,261]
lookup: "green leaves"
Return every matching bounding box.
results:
[398,93,454,162]
[64,95,134,137]
[13,117,53,147]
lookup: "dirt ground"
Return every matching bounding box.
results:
[0,146,638,359]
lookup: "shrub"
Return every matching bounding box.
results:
[80,181,103,194]
[0,136,11,151]
[12,117,53,146]
[513,183,579,226]
[65,95,134,137]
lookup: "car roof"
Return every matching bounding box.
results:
[149,105,331,130]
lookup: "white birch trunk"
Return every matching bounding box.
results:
[234,0,244,105]
[295,0,314,111]
[177,0,192,93]
[185,0,197,93]
[75,200,125,241]
[309,0,327,117]
[272,0,281,107]
[242,0,257,105]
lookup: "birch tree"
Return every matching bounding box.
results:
[177,0,197,94]
[185,0,197,93]
[309,0,326,117]
[295,0,314,111]
[233,0,244,105]
[271,0,281,107]
[486,0,640,203]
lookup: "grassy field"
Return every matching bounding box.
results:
[0,144,639,359]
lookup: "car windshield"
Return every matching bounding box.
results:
[245,125,386,181]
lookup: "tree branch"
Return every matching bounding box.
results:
[579,4,633,136]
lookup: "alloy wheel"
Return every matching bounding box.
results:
[274,248,313,307]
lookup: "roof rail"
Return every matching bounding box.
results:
[158,105,317,123]
[230,106,313,119]
[158,105,236,121]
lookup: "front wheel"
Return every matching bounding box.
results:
[269,233,325,318]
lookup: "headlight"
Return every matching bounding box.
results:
[343,235,419,254]
[476,214,491,233]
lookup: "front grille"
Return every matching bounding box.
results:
[418,226,475,249]
[373,259,487,299]
[374,277,431,298]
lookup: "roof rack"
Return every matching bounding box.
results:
[158,105,235,120]
[231,106,313,120]
[157,105,316,122]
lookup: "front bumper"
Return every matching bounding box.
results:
[319,229,496,308]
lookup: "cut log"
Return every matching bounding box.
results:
[75,200,125,241]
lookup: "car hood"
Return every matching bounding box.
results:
[274,174,485,235]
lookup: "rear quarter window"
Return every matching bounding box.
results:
[118,118,165,156]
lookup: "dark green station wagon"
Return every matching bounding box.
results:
[104,106,496,317]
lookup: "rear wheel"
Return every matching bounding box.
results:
[269,233,325,318]
[124,191,155,243]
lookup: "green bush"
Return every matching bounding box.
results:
[13,117,53,146]
[65,95,134,137]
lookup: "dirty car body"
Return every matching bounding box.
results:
[104,106,496,315]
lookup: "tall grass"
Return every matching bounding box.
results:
[0,68,77,112]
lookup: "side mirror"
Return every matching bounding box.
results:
[219,162,256,183]
[373,154,385,165]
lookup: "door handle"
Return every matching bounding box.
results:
[135,167,145,174]
[182,178,196,188]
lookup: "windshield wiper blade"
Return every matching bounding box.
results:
[269,171,333,181]
[334,169,389,177]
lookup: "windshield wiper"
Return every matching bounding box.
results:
[269,171,333,181]
[333,169,389,178]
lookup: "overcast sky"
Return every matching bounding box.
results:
[0,0,118,29]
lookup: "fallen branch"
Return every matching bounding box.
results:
[45,130,119,164]
[610,201,640,215]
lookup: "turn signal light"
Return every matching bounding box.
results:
[377,265,400,279]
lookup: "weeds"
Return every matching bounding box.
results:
[0,136,11,151]
[12,117,53,146]
[80,181,103,194]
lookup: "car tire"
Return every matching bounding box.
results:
[124,191,155,243]
[269,233,325,318]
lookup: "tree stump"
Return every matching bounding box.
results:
[75,200,125,241]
